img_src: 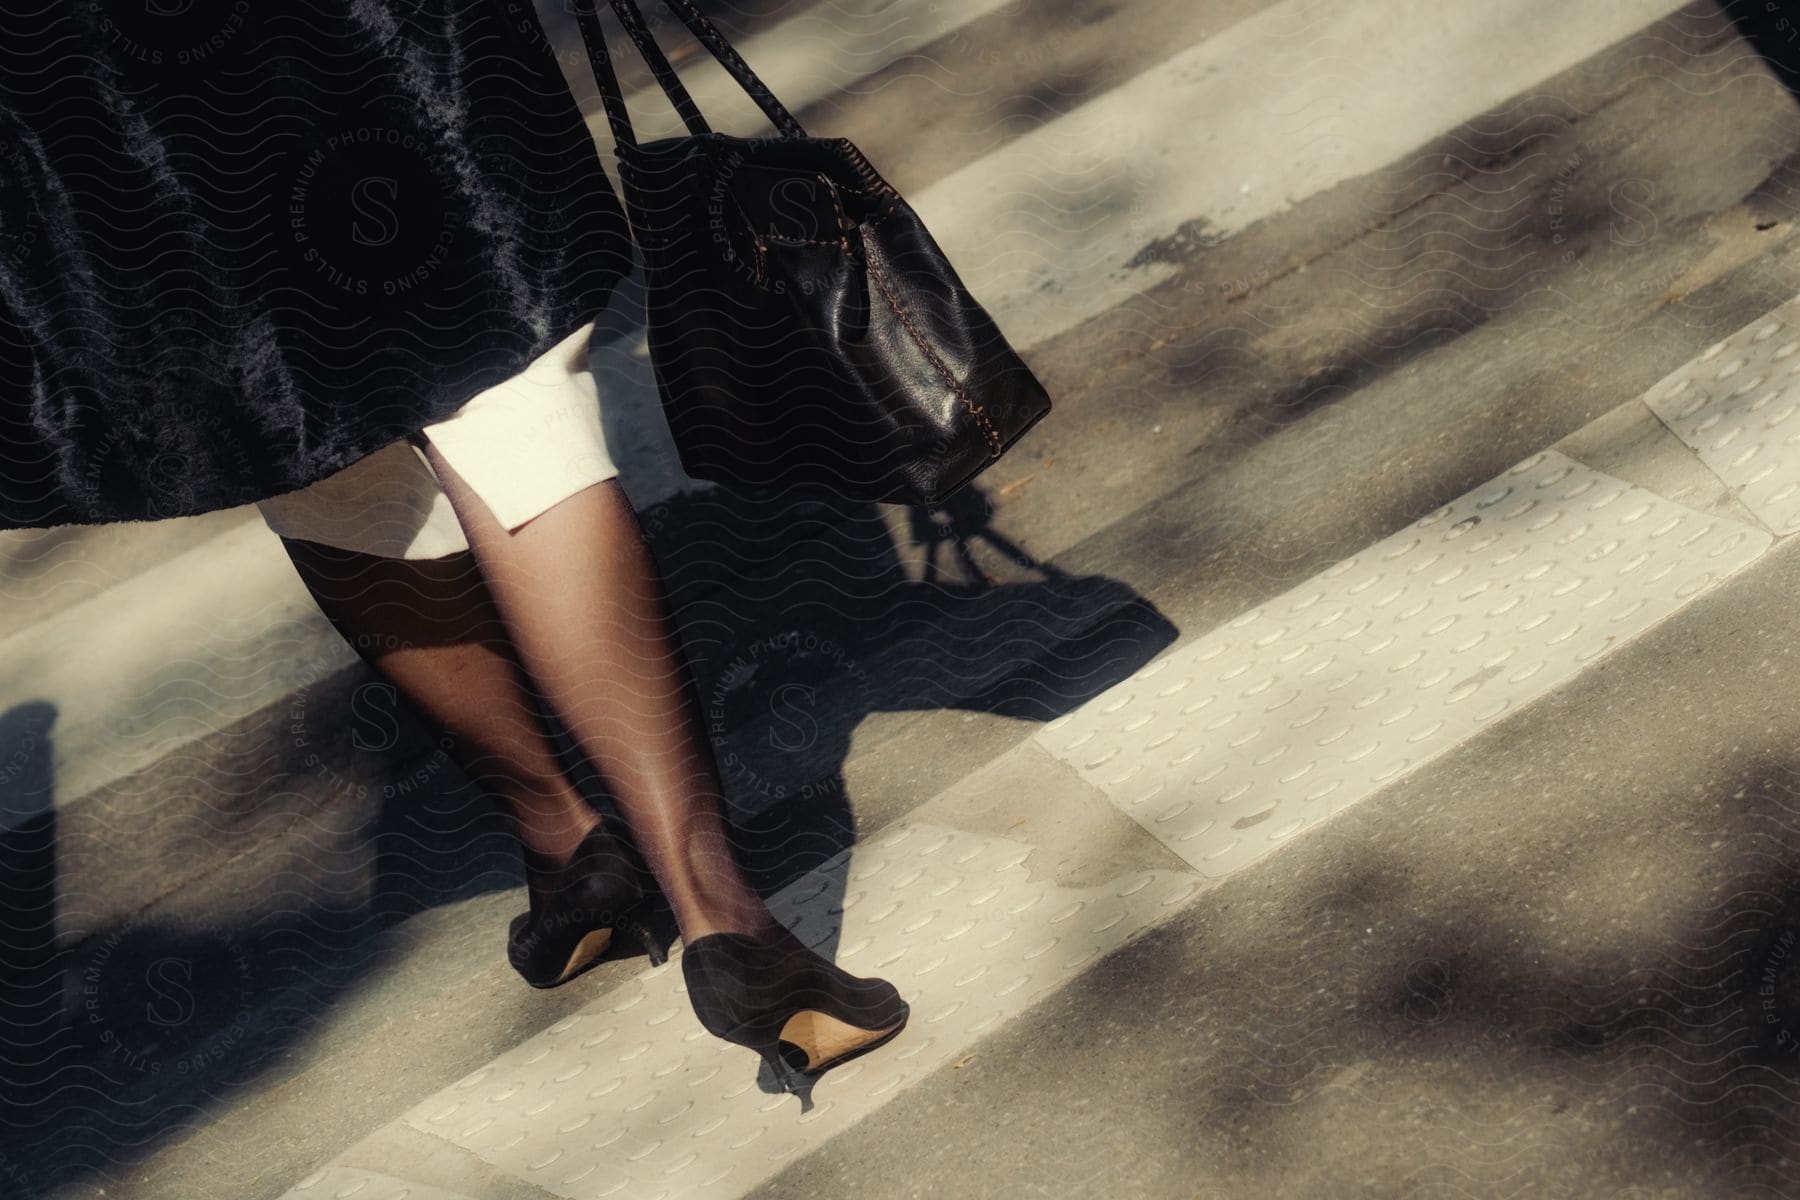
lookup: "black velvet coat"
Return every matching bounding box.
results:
[0,0,632,530]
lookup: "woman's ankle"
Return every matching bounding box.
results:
[516,805,603,872]
[677,899,785,944]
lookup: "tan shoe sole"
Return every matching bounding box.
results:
[777,1009,906,1073]
[552,928,615,985]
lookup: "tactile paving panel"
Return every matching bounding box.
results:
[1644,296,1800,534]
[288,824,1199,1200]
[1033,450,1769,879]
[286,1167,480,1200]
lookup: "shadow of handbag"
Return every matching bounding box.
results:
[573,0,1053,507]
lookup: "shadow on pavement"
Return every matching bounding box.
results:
[0,476,1176,1197]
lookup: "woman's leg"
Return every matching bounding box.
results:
[276,536,603,873]
[412,442,780,945]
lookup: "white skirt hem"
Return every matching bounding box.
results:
[254,319,619,559]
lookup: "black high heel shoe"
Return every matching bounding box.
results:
[681,921,910,1110]
[508,821,669,989]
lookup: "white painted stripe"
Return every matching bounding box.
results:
[905,0,1692,351]
[0,520,355,819]
[279,824,1200,1200]
[1033,450,1768,879]
[598,0,1020,145]
[1644,298,1800,534]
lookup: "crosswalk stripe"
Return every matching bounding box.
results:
[908,0,1693,353]
[0,521,350,823]
[598,0,1020,146]
[280,822,1201,1200]
[1034,448,1769,878]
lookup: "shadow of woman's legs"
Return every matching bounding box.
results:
[0,700,58,1148]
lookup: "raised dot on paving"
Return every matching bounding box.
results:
[1033,450,1769,879]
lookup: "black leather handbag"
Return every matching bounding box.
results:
[573,0,1053,507]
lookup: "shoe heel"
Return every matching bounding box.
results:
[681,925,910,1107]
[618,913,668,967]
[508,822,665,988]
[757,1042,814,1111]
